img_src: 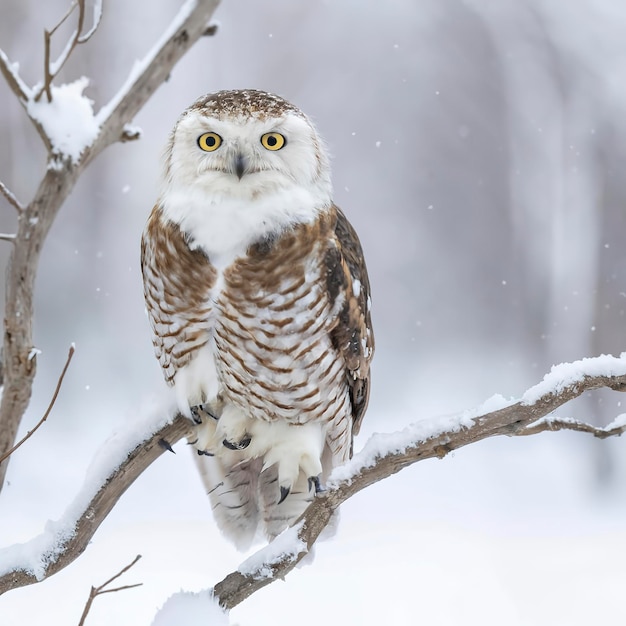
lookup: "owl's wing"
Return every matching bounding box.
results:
[326,205,375,437]
[140,206,216,385]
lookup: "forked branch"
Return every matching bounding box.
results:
[76,554,142,626]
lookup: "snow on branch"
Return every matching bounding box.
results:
[0,411,190,594]
[1,355,625,601]
[0,0,221,493]
[212,354,626,609]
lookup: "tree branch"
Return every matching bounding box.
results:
[212,362,626,609]
[77,554,142,626]
[0,49,29,102]
[0,180,24,211]
[37,0,104,103]
[0,0,222,493]
[0,356,624,599]
[0,415,190,595]
[0,345,74,465]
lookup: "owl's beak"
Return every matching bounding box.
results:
[234,154,246,180]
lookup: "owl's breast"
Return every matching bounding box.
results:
[212,220,348,424]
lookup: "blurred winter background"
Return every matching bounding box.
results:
[1,0,626,623]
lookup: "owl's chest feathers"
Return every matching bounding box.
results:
[175,212,345,421]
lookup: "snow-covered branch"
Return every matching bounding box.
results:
[0,412,190,594]
[1,355,624,602]
[0,0,221,492]
[212,355,626,609]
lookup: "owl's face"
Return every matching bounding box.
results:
[163,90,331,204]
[159,90,333,259]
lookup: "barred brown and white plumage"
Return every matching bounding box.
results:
[141,89,374,548]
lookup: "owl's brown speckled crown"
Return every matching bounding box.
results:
[186,89,306,121]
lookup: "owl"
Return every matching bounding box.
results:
[141,89,374,548]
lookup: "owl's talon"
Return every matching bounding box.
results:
[201,404,220,420]
[278,485,290,504]
[308,475,324,494]
[223,435,252,451]
[191,404,220,425]
[158,438,176,454]
[190,406,203,425]
[197,449,214,457]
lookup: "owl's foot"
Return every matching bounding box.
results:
[214,405,256,454]
[256,421,324,505]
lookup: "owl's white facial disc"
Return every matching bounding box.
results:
[159,91,332,262]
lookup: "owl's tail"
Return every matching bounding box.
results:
[193,453,263,551]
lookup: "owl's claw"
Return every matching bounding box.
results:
[158,438,176,454]
[190,406,203,425]
[308,475,324,494]
[223,435,252,451]
[190,404,219,424]
[278,485,290,504]
[197,449,214,457]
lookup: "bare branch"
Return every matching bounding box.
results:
[0,233,16,243]
[0,180,24,211]
[0,345,74,466]
[0,359,624,598]
[77,554,142,626]
[97,553,142,591]
[37,0,93,103]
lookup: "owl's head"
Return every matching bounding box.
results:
[162,89,331,202]
[159,90,333,258]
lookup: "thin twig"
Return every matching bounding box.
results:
[0,233,16,243]
[77,554,142,626]
[37,0,102,103]
[0,49,29,101]
[0,345,74,465]
[0,180,24,211]
[96,553,142,590]
[77,0,103,43]
[520,415,626,438]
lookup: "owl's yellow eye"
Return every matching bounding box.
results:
[198,132,222,152]
[260,132,286,151]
